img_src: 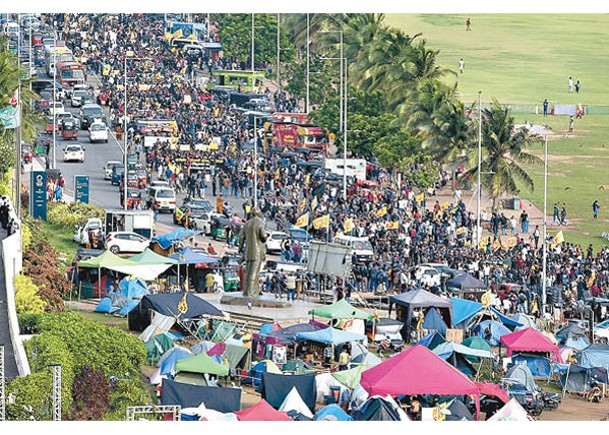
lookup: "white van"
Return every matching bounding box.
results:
[150,187,176,213]
[332,235,374,263]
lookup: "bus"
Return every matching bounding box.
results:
[44,44,73,76]
[263,120,328,153]
[56,61,86,93]
[324,158,367,182]
[208,70,266,93]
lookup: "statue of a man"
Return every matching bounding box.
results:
[238,207,267,297]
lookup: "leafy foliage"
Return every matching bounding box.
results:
[5,372,53,420]
[47,202,105,229]
[71,365,111,420]
[401,155,442,191]
[17,312,43,334]
[14,274,46,314]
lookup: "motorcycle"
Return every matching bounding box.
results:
[587,381,603,403]
[540,391,561,411]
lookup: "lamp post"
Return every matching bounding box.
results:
[252,116,264,208]
[53,30,57,169]
[251,13,254,76]
[542,135,548,311]
[306,13,310,113]
[343,58,348,200]
[276,13,280,94]
[476,91,482,246]
[319,30,343,134]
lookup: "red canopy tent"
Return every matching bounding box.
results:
[234,399,292,421]
[359,345,480,419]
[499,327,563,363]
[475,382,509,404]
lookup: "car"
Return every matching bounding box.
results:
[103,161,122,180]
[57,111,79,129]
[173,203,210,227]
[47,101,65,116]
[71,89,89,107]
[332,235,375,263]
[78,103,107,130]
[420,262,458,279]
[183,197,213,212]
[266,231,290,254]
[149,180,170,189]
[190,211,223,235]
[409,265,442,288]
[105,231,150,254]
[148,187,176,213]
[89,121,109,143]
[21,144,33,164]
[63,144,85,163]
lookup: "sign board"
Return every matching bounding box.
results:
[29,171,47,220]
[445,328,464,344]
[74,175,90,204]
[306,241,352,279]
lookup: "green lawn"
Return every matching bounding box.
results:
[385,14,609,250]
[44,222,80,264]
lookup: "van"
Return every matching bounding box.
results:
[332,235,374,263]
[148,186,176,213]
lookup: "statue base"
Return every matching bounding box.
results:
[220,292,292,309]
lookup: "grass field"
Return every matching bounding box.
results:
[385,14,609,250]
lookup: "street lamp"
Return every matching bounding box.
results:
[542,135,548,311]
[476,91,482,246]
[319,29,343,134]
[306,13,310,113]
[251,116,264,208]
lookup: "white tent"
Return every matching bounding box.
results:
[139,313,176,343]
[315,372,347,403]
[147,368,166,386]
[488,398,534,421]
[181,402,238,421]
[348,383,370,412]
[279,386,314,419]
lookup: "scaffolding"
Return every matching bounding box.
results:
[126,405,181,421]
[50,364,61,421]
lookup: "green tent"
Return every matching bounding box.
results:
[78,250,138,269]
[175,351,230,376]
[173,372,208,386]
[144,333,175,364]
[78,249,172,281]
[223,343,251,370]
[281,360,313,374]
[331,364,368,389]
[462,335,493,363]
[308,299,373,321]
[199,320,236,343]
[129,248,180,265]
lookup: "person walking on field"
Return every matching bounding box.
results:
[568,76,574,93]
[459,58,465,74]
[593,200,600,220]
[543,99,549,117]
[466,17,472,31]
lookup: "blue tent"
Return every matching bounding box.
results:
[94,277,149,316]
[295,327,367,345]
[152,228,196,250]
[472,319,512,346]
[267,322,328,344]
[94,297,120,314]
[169,247,220,265]
[450,297,483,328]
[579,343,609,372]
[315,404,353,421]
[423,308,448,336]
[417,331,446,350]
[160,347,194,376]
[244,360,282,388]
[511,354,552,377]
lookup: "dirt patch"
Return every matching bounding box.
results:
[537,394,609,421]
[548,155,576,162]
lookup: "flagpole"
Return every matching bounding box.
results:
[53,30,57,169]
[15,13,21,216]
[476,91,482,246]
[542,135,548,312]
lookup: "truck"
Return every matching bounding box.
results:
[73,210,154,246]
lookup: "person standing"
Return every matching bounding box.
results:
[285,272,296,301]
[560,203,567,226]
[568,115,574,133]
[338,347,350,371]
[458,58,465,74]
[593,200,600,219]
[552,203,559,225]
[543,99,549,117]
[520,210,529,233]
[533,225,540,249]
[568,76,573,93]
[575,79,581,93]
[466,17,472,31]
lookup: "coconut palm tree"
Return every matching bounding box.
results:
[467,100,542,211]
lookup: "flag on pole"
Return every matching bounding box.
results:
[587,271,596,288]
[375,206,387,218]
[343,218,355,233]
[294,212,309,229]
[384,221,399,230]
[173,28,183,39]
[415,192,425,203]
[478,237,490,250]
[480,290,492,307]
[491,239,501,252]
[551,231,564,248]
[312,214,330,230]
[298,197,307,212]
[311,196,318,211]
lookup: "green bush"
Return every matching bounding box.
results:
[18,312,43,334]
[15,274,46,314]
[5,372,53,420]
[47,202,105,229]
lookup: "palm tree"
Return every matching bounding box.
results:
[467,100,542,211]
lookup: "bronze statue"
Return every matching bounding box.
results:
[238,207,267,297]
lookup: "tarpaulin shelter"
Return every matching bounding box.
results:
[359,345,480,418]
[423,308,448,336]
[560,364,609,394]
[244,360,282,387]
[578,343,609,372]
[160,378,241,413]
[315,404,353,421]
[295,327,367,345]
[175,351,230,376]
[308,299,373,320]
[445,272,487,297]
[78,249,173,282]
[353,395,410,421]
[450,297,523,330]
[129,248,180,266]
[234,399,292,421]
[259,322,282,335]
[144,333,175,364]
[260,372,316,411]
[472,320,512,346]
[281,360,313,374]
[331,364,368,389]
[556,323,590,350]
[159,347,194,375]
[389,289,453,341]
[263,321,328,345]
[95,276,150,316]
[417,331,446,350]
[150,228,196,254]
[279,387,314,419]
[500,327,563,362]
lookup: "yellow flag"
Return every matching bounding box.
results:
[384,221,399,230]
[551,231,564,248]
[506,236,517,248]
[298,197,307,212]
[455,226,467,236]
[294,212,309,229]
[491,239,501,252]
[375,206,387,218]
[173,28,183,39]
[312,214,330,230]
[415,192,425,203]
[187,33,197,41]
[587,271,596,288]
[177,293,189,315]
[311,197,318,211]
[442,201,450,210]
[344,218,355,233]
[478,237,489,250]
[481,290,492,307]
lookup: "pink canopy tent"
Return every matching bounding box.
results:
[234,399,292,421]
[499,327,563,363]
[359,345,480,419]
[475,382,509,404]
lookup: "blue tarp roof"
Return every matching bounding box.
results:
[472,319,512,346]
[169,247,220,265]
[118,277,149,299]
[267,322,328,344]
[151,228,196,250]
[295,327,367,345]
[315,404,353,421]
[417,331,446,349]
[423,308,448,336]
[579,344,609,371]
[450,297,483,326]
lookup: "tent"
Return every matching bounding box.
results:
[487,398,533,421]
[180,402,238,421]
[351,351,382,367]
[462,336,493,364]
[129,248,180,266]
[511,353,553,377]
[295,327,367,345]
[78,249,173,281]
[261,372,316,411]
[315,404,353,421]
[244,360,282,387]
[366,318,404,342]
[417,331,446,350]
[220,343,251,370]
[190,340,215,355]
[173,372,208,386]
[505,363,537,392]
[259,322,282,335]
[331,364,368,389]
[579,343,609,372]
[445,398,475,421]
[281,360,313,374]
[279,386,314,419]
[511,313,538,330]
[159,347,194,376]
[160,378,241,413]
[95,277,150,316]
[235,399,292,421]
[445,272,487,296]
[265,321,328,345]
[144,333,175,364]
[315,372,347,403]
[389,289,453,341]
[308,299,373,321]
[359,345,480,417]
[556,324,590,351]
[472,319,512,346]
[422,308,448,336]
[175,351,230,376]
[353,395,410,421]
[450,297,523,330]
[151,228,196,250]
[500,327,563,362]
[560,365,609,394]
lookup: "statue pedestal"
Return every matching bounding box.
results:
[220,292,292,308]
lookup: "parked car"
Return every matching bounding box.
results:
[63,144,85,163]
[173,203,210,227]
[21,144,33,164]
[190,211,223,235]
[266,231,289,254]
[409,265,442,288]
[420,262,458,280]
[47,101,65,116]
[183,197,213,212]
[105,231,150,254]
[78,103,107,129]
[103,161,122,180]
[89,121,109,143]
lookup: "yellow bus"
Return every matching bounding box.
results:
[208,70,266,93]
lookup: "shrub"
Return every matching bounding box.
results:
[5,372,53,420]
[17,312,43,334]
[71,365,111,420]
[21,220,32,250]
[14,274,46,314]
[47,202,105,229]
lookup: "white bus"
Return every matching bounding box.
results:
[44,44,74,76]
[324,158,367,181]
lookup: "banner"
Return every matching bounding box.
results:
[294,212,309,229]
[551,231,564,248]
[343,218,355,233]
[312,214,329,230]
[491,239,501,252]
[587,271,596,288]
[478,237,490,250]
[29,171,47,220]
[74,175,90,204]
[311,197,318,211]
[415,192,425,203]
[384,221,399,230]
[375,206,387,218]
[0,90,20,129]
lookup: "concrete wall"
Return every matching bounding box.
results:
[2,221,31,377]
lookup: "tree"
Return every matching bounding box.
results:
[467,100,542,210]
[401,154,442,193]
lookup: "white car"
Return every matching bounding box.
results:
[71,89,88,107]
[191,211,223,235]
[48,101,65,116]
[410,265,442,288]
[63,144,85,163]
[266,231,289,254]
[103,160,122,180]
[105,231,150,254]
[89,122,109,143]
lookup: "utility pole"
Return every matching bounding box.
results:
[276,13,280,94]
[15,14,21,216]
[306,13,310,113]
[53,30,57,169]
[343,58,348,200]
[542,135,548,311]
[253,117,259,208]
[476,91,482,246]
[251,13,254,75]
[123,56,128,210]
